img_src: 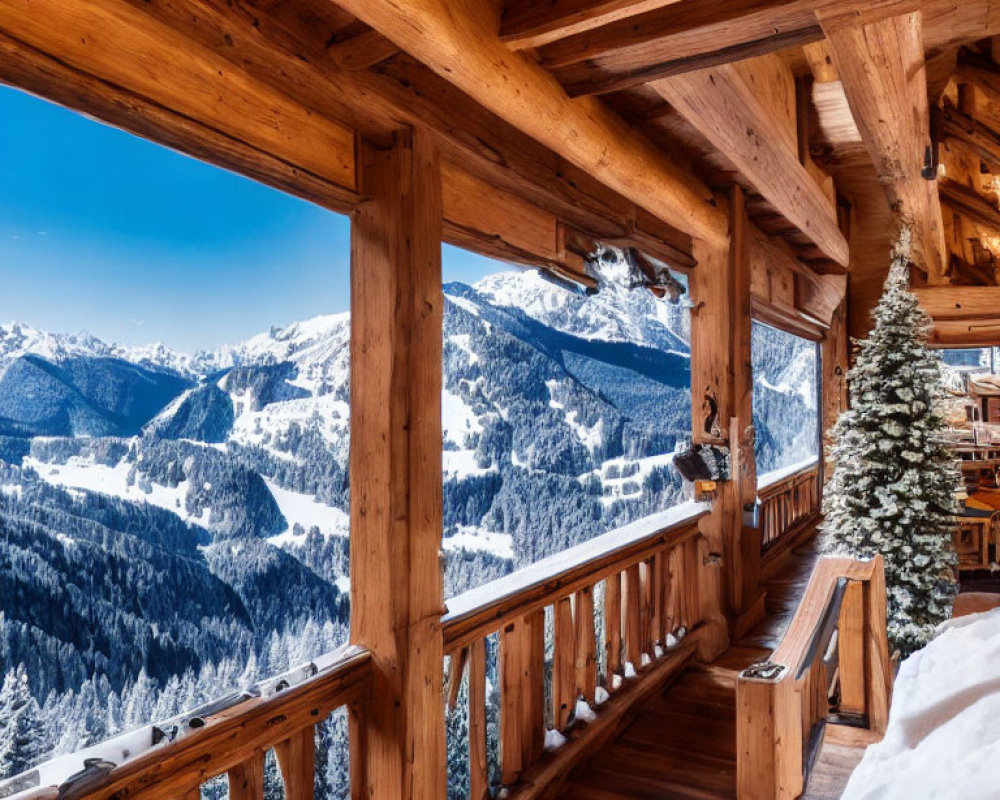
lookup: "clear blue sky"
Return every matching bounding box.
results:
[0,86,506,352]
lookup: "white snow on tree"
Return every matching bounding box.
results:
[821,228,960,657]
[0,665,49,779]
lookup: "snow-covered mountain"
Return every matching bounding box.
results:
[751,320,820,475]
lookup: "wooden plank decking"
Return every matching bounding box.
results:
[553,536,871,800]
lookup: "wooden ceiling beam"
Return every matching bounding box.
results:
[652,59,849,267]
[89,0,696,267]
[0,2,595,280]
[927,317,1000,346]
[540,0,826,97]
[500,0,683,50]
[329,0,728,248]
[938,103,1000,172]
[939,180,1000,231]
[0,29,364,216]
[538,0,1000,98]
[956,49,1000,106]
[0,0,358,190]
[913,285,1000,319]
[820,10,947,281]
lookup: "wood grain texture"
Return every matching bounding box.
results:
[653,56,849,266]
[573,587,597,701]
[914,283,1000,318]
[554,597,577,729]
[689,232,733,660]
[468,638,489,800]
[0,0,355,188]
[820,9,946,281]
[228,756,264,800]
[537,0,1000,96]
[349,130,446,800]
[500,0,685,49]
[274,728,315,800]
[331,0,727,246]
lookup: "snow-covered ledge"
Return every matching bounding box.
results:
[443,501,709,626]
[756,456,819,492]
[839,608,1000,800]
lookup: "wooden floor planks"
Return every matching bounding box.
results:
[552,536,870,800]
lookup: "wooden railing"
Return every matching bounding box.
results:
[1,646,372,800]
[757,459,821,552]
[5,506,712,800]
[736,556,892,800]
[442,504,710,800]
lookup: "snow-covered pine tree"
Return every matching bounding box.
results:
[821,228,960,657]
[0,665,49,779]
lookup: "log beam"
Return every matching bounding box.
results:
[938,103,1000,172]
[328,0,728,247]
[652,59,849,267]
[939,180,1000,232]
[538,0,1000,98]
[913,285,1000,319]
[927,317,1000,346]
[0,0,696,270]
[820,10,947,282]
[349,129,446,800]
[500,0,683,50]
[0,0,356,189]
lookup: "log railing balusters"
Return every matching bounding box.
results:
[441,511,708,796]
[758,462,821,552]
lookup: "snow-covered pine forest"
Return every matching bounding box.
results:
[0,265,819,795]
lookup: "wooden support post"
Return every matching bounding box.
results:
[574,587,597,701]
[604,573,623,684]
[736,676,803,800]
[730,188,764,635]
[863,558,893,734]
[228,756,265,800]
[274,728,315,800]
[468,638,488,800]
[689,197,737,658]
[348,128,446,800]
[837,580,867,717]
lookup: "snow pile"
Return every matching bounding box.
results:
[840,607,1000,800]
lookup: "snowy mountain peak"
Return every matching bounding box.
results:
[0,320,197,377]
[467,267,690,353]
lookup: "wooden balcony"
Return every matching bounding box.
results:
[757,460,822,558]
[1,511,891,800]
[1,0,992,798]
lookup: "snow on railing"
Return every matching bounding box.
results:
[757,458,821,552]
[0,644,371,800]
[441,501,710,797]
[443,500,709,636]
[756,455,820,493]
